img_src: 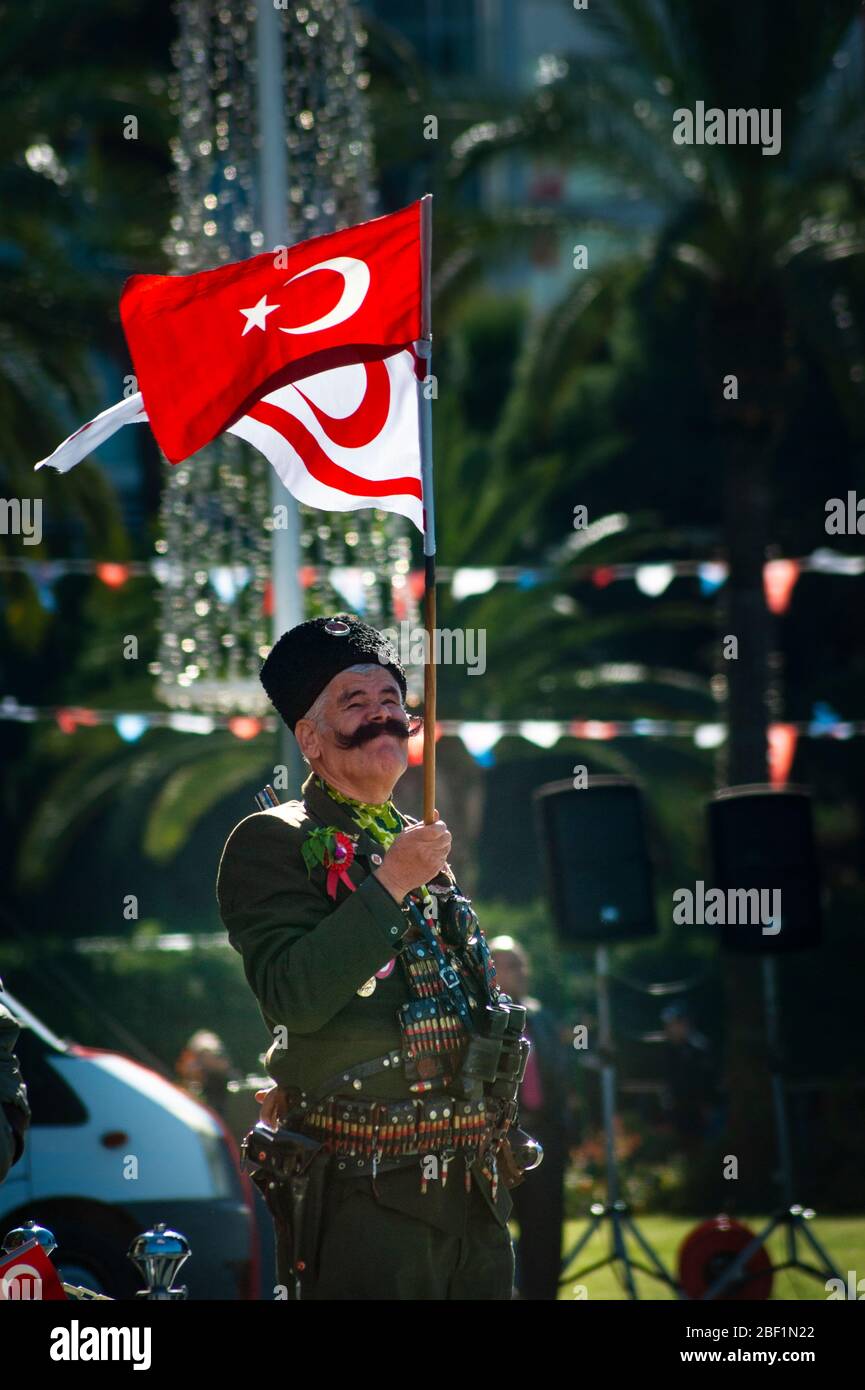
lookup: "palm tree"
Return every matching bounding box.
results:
[0,0,173,563]
[447,0,865,1202]
[0,0,176,928]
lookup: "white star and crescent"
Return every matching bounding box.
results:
[238,256,371,339]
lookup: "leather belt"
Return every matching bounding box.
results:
[298,1049,406,1109]
[328,1151,423,1178]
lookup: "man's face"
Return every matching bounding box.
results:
[297,666,411,793]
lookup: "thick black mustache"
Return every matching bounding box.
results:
[334,715,422,750]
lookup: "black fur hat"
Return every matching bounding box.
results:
[259,613,407,732]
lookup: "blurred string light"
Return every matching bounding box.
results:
[535,54,568,86]
[24,142,68,185]
[148,0,418,716]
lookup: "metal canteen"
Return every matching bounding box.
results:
[508,1127,544,1172]
[438,892,477,949]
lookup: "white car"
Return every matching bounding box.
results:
[0,987,259,1299]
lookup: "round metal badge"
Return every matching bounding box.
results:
[356,977,376,997]
[324,618,350,636]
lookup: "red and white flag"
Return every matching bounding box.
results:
[120,200,423,463]
[229,349,423,530]
[35,348,424,532]
[0,1238,68,1300]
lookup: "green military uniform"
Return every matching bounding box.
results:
[217,769,517,1301]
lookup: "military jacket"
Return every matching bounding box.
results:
[216,771,513,1234]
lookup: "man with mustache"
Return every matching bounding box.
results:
[216,614,519,1300]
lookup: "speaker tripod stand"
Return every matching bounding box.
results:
[700,958,843,1299]
[559,946,681,1299]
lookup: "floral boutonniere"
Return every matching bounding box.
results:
[301,826,359,900]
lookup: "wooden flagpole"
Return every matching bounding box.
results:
[416,193,436,824]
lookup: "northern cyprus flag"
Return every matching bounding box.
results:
[35,349,425,533]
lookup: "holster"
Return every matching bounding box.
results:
[241,1123,332,1298]
[496,1137,526,1190]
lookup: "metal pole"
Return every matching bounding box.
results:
[255,0,304,793]
[415,194,437,823]
[762,956,795,1208]
[595,946,619,1206]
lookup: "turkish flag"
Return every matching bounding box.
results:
[120,200,423,463]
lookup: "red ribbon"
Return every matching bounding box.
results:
[323,833,357,900]
[326,864,356,898]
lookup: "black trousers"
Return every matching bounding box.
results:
[277,1160,515,1300]
[510,1127,567,1301]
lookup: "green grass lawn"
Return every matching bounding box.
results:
[523,1215,865,1300]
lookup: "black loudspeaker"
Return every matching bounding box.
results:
[532,777,658,945]
[707,785,822,955]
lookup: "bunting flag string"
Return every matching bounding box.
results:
[1,549,863,613]
[0,696,861,762]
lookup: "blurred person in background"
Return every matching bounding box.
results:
[175,1029,241,1120]
[658,1003,723,1155]
[490,936,580,1301]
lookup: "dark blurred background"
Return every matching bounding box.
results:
[1,0,864,1223]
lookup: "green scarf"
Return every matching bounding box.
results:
[315,774,433,904]
[314,774,402,849]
